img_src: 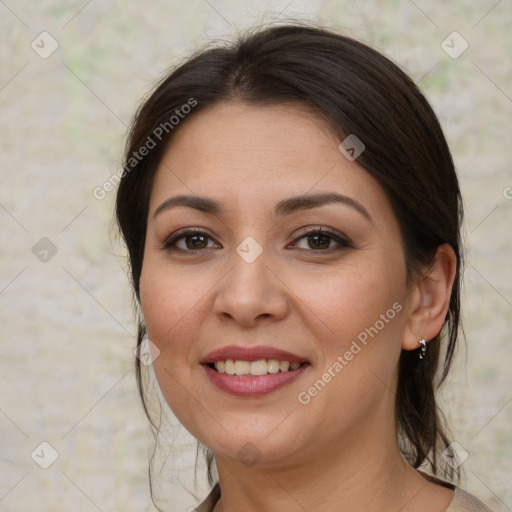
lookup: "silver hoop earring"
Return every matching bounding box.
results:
[418,338,427,360]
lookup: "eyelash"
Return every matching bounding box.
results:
[161,227,353,254]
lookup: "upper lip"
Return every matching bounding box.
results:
[200,345,309,364]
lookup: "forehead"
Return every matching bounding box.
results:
[149,101,388,219]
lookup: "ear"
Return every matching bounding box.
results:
[402,244,457,351]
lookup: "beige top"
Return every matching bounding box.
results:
[422,471,494,512]
[196,473,494,512]
[445,487,494,511]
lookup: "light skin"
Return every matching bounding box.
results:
[139,101,458,511]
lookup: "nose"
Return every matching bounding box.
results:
[213,245,289,327]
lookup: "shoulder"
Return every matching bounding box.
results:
[417,470,493,512]
[445,486,494,512]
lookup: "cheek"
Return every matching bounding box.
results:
[297,259,406,346]
[293,276,405,438]
[295,259,407,405]
[139,261,212,434]
[139,259,207,349]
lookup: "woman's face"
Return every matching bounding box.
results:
[140,101,413,468]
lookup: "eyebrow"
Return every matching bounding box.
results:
[153,192,372,222]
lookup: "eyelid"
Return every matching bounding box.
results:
[160,227,217,251]
[161,225,353,252]
[291,225,353,246]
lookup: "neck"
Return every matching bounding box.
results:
[212,410,439,512]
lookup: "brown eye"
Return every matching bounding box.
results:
[306,233,331,250]
[182,234,209,250]
[162,230,218,252]
[291,228,353,252]
[162,227,352,254]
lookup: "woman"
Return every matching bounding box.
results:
[115,23,494,511]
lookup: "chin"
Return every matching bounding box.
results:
[191,414,312,468]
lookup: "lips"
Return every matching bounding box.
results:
[200,345,310,397]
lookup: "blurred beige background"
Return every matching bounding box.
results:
[1,1,511,511]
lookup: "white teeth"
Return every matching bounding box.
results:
[234,360,250,375]
[250,360,267,376]
[267,359,280,374]
[213,359,304,376]
[224,359,235,375]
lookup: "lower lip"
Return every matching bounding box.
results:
[202,364,310,397]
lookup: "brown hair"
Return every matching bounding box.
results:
[115,21,464,505]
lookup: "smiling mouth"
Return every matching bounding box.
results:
[205,359,309,376]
